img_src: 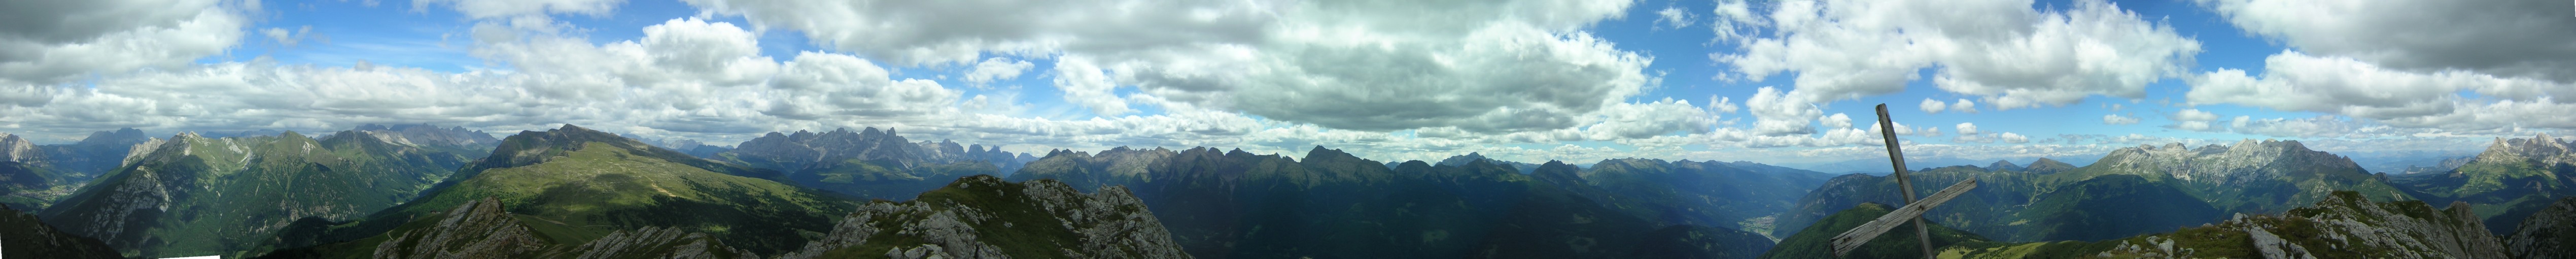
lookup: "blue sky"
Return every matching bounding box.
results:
[5,0,2573,167]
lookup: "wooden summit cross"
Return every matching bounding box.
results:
[1830,104,1980,258]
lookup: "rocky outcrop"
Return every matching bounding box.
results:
[0,133,39,164]
[372,197,550,259]
[2509,197,2576,259]
[1946,191,2512,258]
[2093,191,2504,258]
[784,175,1190,259]
[2243,228,2312,259]
[2286,193,2503,258]
[566,226,757,259]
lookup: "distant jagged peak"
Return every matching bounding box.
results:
[0,132,36,163]
[348,123,498,149]
[488,124,642,157]
[277,130,310,139]
[2484,133,2574,156]
[1042,148,1089,158]
[1300,145,1355,161]
[1587,157,1670,171]
[2029,157,2069,167]
[2110,139,2325,158]
[330,129,417,147]
[1923,164,1987,172]
[74,127,151,146]
[2093,139,2365,184]
[1987,159,2023,172]
[2226,138,2315,151]
[2023,157,2077,174]
[172,131,205,141]
[353,123,470,132]
[1532,160,1584,183]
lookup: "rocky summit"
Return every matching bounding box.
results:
[2049,140,2407,215]
[2508,197,2576,259]
[783,175,1188,259]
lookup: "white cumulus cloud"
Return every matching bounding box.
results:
[1920,99,1948,114]
[1715,0,2200,109]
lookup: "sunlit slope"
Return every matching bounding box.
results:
[258,125,856,256]
[37,131,473,258]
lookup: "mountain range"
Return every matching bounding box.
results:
[1774,139,2408,244]
[1005,146,1825,258]
[712,127,1033,200]
[1938,191,2507,258]
[35,128,487,257]
[1,123,2573,258]
[2391,134,2576,234]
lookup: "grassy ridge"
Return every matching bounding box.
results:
[257,126,858,257]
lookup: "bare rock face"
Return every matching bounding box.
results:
[372,197,549,259]
[567,226,758,259]
[0,133,39,164]
[2244,228,2314,259]
[784,175,1191,259]
[2508,197,2576,259]
[2093,139,2367,189]
[2087,191,2508,258]
[2080,139,2407,216]
[2275,193,2505,258]
[354,123,500,150]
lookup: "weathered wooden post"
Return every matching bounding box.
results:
[1827,104,1978,258]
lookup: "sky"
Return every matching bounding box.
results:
[2,0,2572,167]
